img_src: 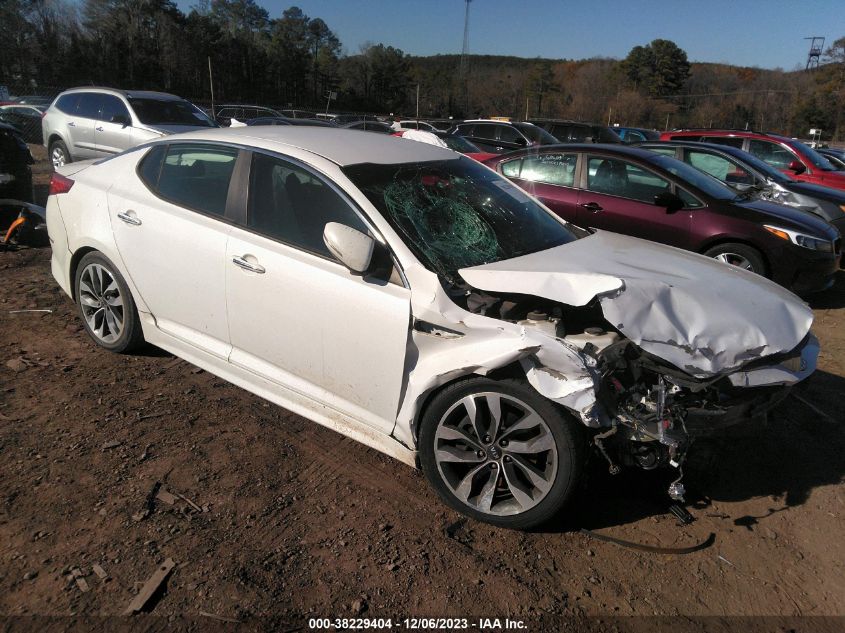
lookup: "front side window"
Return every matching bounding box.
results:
[501,159,522,178]
[748,139,796,170]
[586,157,671,203]
[473,124,496,140]
[248,152,368,258]
[497,125,522,143]
[343,157,580,282]
[99,95,130,123]
[687,150,753,185]
[520,153,578,187]
[153,144,238,216]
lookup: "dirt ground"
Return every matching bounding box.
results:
[1,151,844,631]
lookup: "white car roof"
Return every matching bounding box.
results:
[161,126,458,166]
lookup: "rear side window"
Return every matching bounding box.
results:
[76,93,103,119]
[702,136,744,149]
[247,152,368,258]
[137,145,167,189]
[520,154,578,186]
[153,144,238,216]
[473,124,496,140]
[55,94,80,114]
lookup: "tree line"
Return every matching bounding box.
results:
[2,0,844,139]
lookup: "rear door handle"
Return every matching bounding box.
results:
[67,121,75,127]
[95,126,104,131]
[579,202,603,212]
[232,255,265,274]
[117,211,142,226]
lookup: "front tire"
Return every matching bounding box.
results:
[74,252,144,353]
[419,377,585,529]
[704,242,766,277]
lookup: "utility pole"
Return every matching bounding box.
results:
[208,57,215,119]
[458,0,472,114]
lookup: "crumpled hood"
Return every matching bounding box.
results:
[459,230,813,378]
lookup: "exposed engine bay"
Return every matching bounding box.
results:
[452,284,808,502]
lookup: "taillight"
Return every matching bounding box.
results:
[49,173,74,195]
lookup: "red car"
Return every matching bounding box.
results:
[659,129,845,191]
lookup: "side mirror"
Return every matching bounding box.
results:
[653,191,685,213]
[788,160,806,175]
[110,114,130,127]
[323,222,375,274]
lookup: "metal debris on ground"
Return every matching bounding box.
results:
[580,528,715,555]
[71,567,90,592]
[123,558,176,615]
[8,308,53,314]
[199,610,242,623]
[669,504,695,525]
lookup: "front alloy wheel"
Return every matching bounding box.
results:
[420,378,584,529]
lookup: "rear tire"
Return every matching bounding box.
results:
[419,377,586,530]
[74,252,144,353]
[704,242,767,277]
[49,139,71,169]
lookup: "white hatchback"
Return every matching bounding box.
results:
[46,127,819,528]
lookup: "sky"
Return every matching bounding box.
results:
[172,0,844,70]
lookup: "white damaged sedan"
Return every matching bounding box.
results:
[46,127,819,528]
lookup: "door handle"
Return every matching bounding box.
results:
[578,202,603,212]
[95,126,104,131]
[68,121,75,127]
[117,211,142,226]
[232,255,265,274]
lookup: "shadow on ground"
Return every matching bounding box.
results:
[544,369,845,533]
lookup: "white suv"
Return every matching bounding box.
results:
[42,87,216,168]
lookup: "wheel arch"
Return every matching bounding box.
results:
[698,236,771,277]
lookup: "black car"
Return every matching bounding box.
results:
[528,119,623,144]
[448,119,559,154]
[0,105,43,144]
[245,116,335,127]
[342,120,394,133]
[636,140,845,237]
[0,122,33,202]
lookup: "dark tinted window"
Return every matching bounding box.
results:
[248,152,367,258]
[76,93,104,119]
[702,136,744,149]
[137,145,167,189]
[55,94,80,114]
[516,123,559,144]
[128,98,215,127]
[497,125,522,143]
[155,144,238,216]
[586,157,671,203]
[473,124,497,140]
[99,95,130,122]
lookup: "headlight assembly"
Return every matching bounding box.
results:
[764,225,834,252]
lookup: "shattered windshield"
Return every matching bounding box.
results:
[344,157,579,281]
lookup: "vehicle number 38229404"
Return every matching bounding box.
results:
[307,617,527,630]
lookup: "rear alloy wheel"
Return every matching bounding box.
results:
[704,242,766,277]
[419,378,585,529]
[49,140,70,169]
[74,252,144,353]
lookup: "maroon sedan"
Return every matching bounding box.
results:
[484,145,841,294]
